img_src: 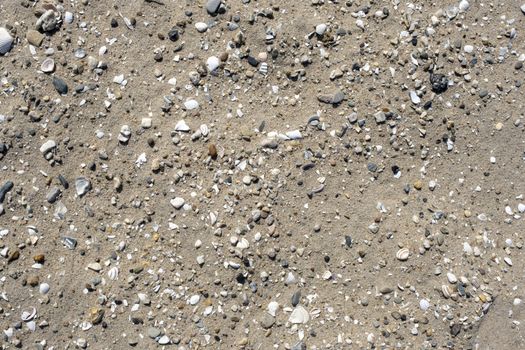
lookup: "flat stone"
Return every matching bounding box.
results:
[46,187,61,203]
[26,29,44,47]
[206,0,221,14]
[52,77,68,95]
[87,262,102,272]
[317,90,345,105]
[260,314,275,329]
[40,140,56,154]
[147,327,161,339]
[170,197,185,209]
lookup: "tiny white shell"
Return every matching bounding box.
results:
[64,11,74,24]
[0,27,13,55]
[267,301,279,316]
[199,124,209,137]
[396,248,409,261]
[206,56,220,72]
[442,284,452,298]
[40,58,55,73]
[289,305,309,324]
[107,266,119,280]
[21,308,37,321]
[184,99,199,110]
[174,120,190,132]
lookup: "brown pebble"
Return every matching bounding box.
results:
[7,250,20,263]
[27,275,39,287]
[413,180,423,190]
[208,144,218,159]
[33,254,45,263]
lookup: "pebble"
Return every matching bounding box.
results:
[315,23,327,35]
[26,29,44,47]
[148,327,161,339]
[75,177,91,197]
[409,91,420,104]
[39,283,50,295]
[206,56,220,72]
[52,77,68,95]
[170,197,185,209]
[184,99,199,110]
[195,22,208,32]
[317,90,345,105]
[206,0,221,14]
[40,140,56,154]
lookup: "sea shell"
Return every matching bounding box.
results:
[441,285,452,298]
[64,11,74,24]
[174,120,190,132]
[107,266,119,280]
[40,58,55,73]
[21,308,37,321]
[396,248,409,261]
[199,124,209,137]
[184,99,199,110]
[0,27,14,55]
[289,305,309,324]
[39,283,50,295]
[267,301,279,316]
[206,56,220,72]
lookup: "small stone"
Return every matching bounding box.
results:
[419,299,430,311]
[184,99,199,110]
[148,327,161,339]
[158,335,170,345]
[87,262,102,272]
[26,29,44,47]
[46,187,61,203]
[206,0,221,14]
[409,91,420,104]
[206,56,220,72]
[413,180,423,190]
[315,23,327,35]
[52,77,68,95]
[75,177,91,197]
[291,290,301,306]
[260,314,275,329]
[379,286,393,294]
[170,197,185,209]
[208,144,218,159]
[27,275,39,287]
[195,22,208,33]
[522,4,525,15]
[317,90,345,105]
[168,28,179,41]
[189,294,200,305]
[33,254,45,263]
[447,272,457,284]
[40,140,56,154]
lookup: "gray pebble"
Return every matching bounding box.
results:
[291,290,301,306]
[147,327,161,339]
[52,77,68,95]
[46,187,61,203]
[206,0,221,14]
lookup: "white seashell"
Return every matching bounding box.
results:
[99,45,107,56]
[0,27,14,55]
[64,11,74,24]
[21,308,37,321]
[259,62,268,75]
[39,283,50,295]
[189,294,200,305]
[174,120,190,132]
[267,301,279,316]
[206,56,220,72]
[236,237,249,250]
[40,58,55,73]
[441,285,452,298]
[289,305,309,324]
[315,23,327,35]
[80,321,92,331]
[396,248,409,261]
[107,266,119,280]
[419,299,430,311]
[199,124,209,137]
[195,22,208,33]
[447,272,457,284]
[184,99,199,110]
[518,203,525,213]
[409,91,420,104]
[285,272,296,285]
[458,0,470,12]
[504,257,513,266]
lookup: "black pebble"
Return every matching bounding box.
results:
[345,235,352,247]
[430,73,448,94]
[52,77,68,95]
[168,28,179,41]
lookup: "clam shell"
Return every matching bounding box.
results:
[396,248,409,261]
[64,11,74,24]
[0,27,14,55]
[199,124,209,137]
[107,266,119,280]
[40,58,55,73]
[267,301,279,316]
[441,285,452,298]
[21,308,37,321]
